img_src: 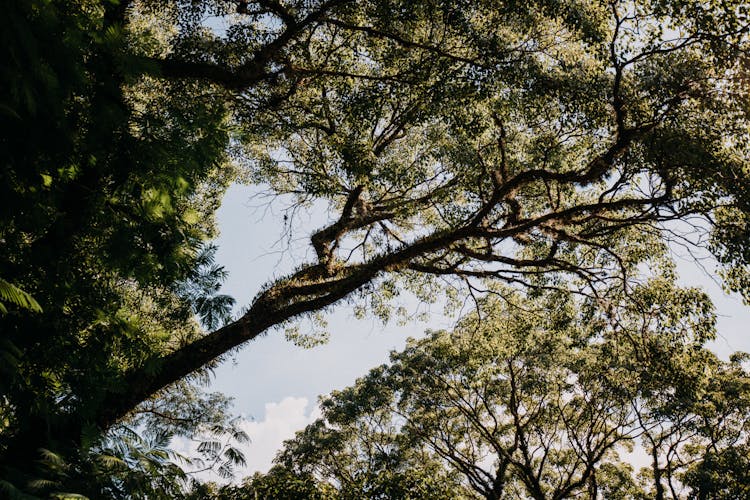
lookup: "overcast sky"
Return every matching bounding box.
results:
[198,182,750,480]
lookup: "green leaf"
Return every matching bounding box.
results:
[0,279,42,314]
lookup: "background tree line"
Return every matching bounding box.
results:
[199,283,750,499]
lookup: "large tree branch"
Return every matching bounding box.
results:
[141,0,351,88]
[95,223,473,428]
[146,58,274,89]
[92,128,673,430]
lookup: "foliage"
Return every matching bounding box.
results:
[2,0,750,497]
[1,0,240,493]
[15,381,249,499]
[189,467,339,500]
[252,284,750,499]
[0,279,42,316]
[176,244,237,332]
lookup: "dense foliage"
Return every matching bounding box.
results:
[244,284,750,499]
[2,0,750,497]
[1,0,242,494]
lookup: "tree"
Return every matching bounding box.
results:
[2,0,750,494]
[254,283,750,499]
[188,468,340,500]
[0,0,252,492]
[1,0,239,490]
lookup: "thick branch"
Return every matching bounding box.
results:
[95,223,475,429]
[93,136,671,430]
[142,0,350,88]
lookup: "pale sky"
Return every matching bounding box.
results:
[199,182,750,480]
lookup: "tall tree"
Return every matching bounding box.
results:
[1,0,242,492]
[251,283,750,499]
[2,0,750,493]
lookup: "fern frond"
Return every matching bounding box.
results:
[0,279,42,313]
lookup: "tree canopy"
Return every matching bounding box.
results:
[2,0,750,497]
[237,284,750,499]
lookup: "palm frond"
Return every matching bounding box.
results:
[0,278,42,313]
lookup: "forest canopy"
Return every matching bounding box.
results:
[2,0,750,497]
[211,285,750,499]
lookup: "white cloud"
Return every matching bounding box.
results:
[171,396,320,484]
[235,396,321,477]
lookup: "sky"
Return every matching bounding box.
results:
[193,182,750,481]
